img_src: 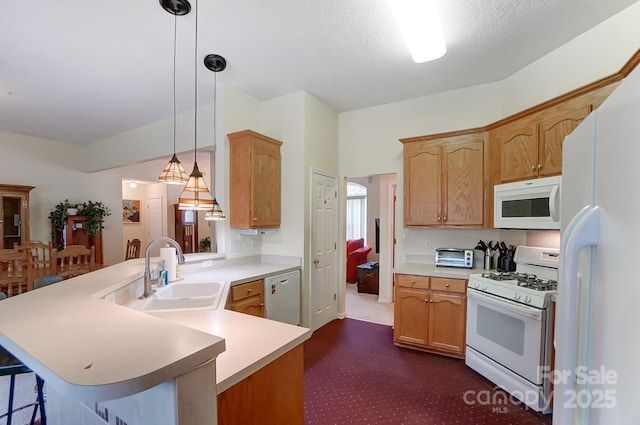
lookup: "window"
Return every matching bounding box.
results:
[346,182,367,240]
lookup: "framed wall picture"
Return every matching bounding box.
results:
[123,199,141,223]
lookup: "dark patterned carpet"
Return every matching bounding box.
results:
[304,318,553,425]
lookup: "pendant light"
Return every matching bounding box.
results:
[158,0,190,185]
[178,0,214,210]
[204,54,227,221]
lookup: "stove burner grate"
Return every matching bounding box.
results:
[480,272,557,291]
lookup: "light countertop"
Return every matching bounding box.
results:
[394,263,491,279]
[0,255,310,401]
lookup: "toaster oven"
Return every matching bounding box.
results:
[435,248,474,269]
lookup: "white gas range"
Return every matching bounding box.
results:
[465,245,559,414]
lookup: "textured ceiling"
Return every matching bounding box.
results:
[0,0,637,145]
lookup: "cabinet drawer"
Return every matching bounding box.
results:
[396,274,430,289]
[430,277,466,294]
[231,280,263,301]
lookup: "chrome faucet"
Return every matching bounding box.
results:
[140,237,185,299]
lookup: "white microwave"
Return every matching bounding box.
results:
[494,176,561,230]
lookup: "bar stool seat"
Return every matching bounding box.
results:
[0,345,46,425]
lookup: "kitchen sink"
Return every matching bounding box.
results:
[155,281,223,298]
[128,280,226,312]
[138,296,217,311]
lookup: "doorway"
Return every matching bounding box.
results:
[344,173,397,324]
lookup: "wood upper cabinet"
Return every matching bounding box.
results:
[404,143,441,226]
[228,130,282,229]
[393,274,467,358]
[495,106,590,182]
[402,133,484,228]
[0,184,34,249]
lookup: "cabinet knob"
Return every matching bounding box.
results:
[537,164,542,169]
[247,288,252,293]
[443,216,447,221]
[410,280,416,284]
[445,283,450,287]
[424,298,429,303]
[253,217,258,221]
[436,216,441,221]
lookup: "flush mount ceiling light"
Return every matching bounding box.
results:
[387,0,447,63]
[178,0,215,211]
[158,0,190,185]
[128,181,138,189]
[204,54,227,221]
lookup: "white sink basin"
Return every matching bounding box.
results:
[128,280,226,312]
[137,296,217,311]
[155,281,223,298]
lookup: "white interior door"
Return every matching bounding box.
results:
[311,170,338,330]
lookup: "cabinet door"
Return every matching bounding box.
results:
[427,291,466,354]
[1,194,26,249]
[538,107,590,177]
[403,143,441,226]
[393,287,429,346]
[231,295,264,318]
[442,141,484,226]
[251,140,281,228]
[497,122,538,182]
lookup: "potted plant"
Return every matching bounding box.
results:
[199,236,212,252]
[79,200,112,236]
[49,200,112,249]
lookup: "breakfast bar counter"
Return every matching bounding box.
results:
[0,254,311,424]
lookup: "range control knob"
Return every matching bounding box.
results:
[473,281,479,289]
[524,295,532,304]
[481,283,487,291]
[514,292,521,300]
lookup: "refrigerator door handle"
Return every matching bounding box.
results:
[549,184,561,222]
[554,205,600,425]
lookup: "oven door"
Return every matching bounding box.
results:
[466,288,546,384]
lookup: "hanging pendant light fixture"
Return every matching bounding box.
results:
[178,0,214,211]
[204,54,226,221]
[158,0,190,185]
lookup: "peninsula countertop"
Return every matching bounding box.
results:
[0,255,311,401]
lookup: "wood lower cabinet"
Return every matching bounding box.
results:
[228,130,282,229]
[401,133,484,228]
[226,280,264,317]
[393,274,467,358]
[217,344,303,425]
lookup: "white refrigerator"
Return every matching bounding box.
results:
[555,64,640,423]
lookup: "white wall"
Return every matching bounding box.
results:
[339,3,640,270]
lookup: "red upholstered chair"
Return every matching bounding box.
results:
[346,238,372,282]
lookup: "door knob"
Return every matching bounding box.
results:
[313,258,319,265]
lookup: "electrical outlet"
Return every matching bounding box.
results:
[403,229,409,238]
[230,240,242,252]
[425,239,431,248]
[202,260,213,268]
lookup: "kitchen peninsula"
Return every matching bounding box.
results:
[0,254,311,425]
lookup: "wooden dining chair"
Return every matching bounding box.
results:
[0,249,32,296]
[14,240,57,283]
[56,245,95,279]
[125,238,142,260]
